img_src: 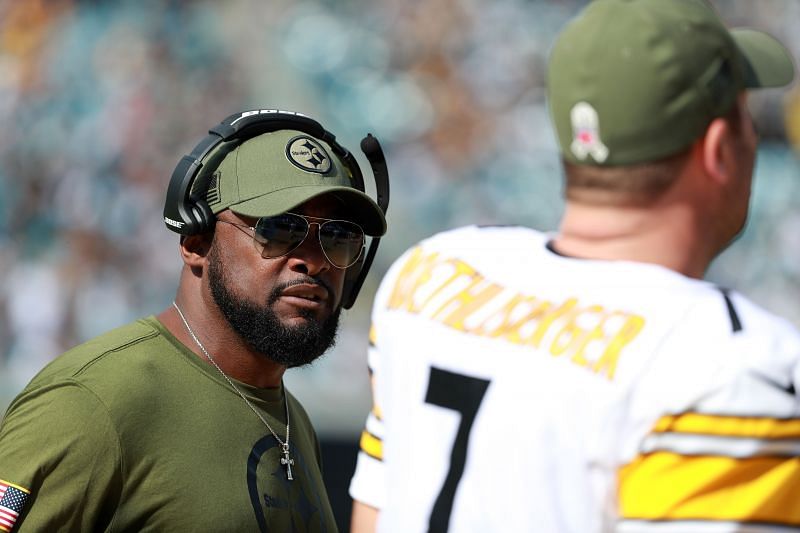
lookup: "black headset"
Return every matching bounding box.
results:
[163,109,390,309]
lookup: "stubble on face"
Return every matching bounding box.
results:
[207,237,342,368]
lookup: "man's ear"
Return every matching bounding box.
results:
[180,233,212,268]
[700,116,736,187]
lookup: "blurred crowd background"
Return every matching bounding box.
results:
[1,0,800,525]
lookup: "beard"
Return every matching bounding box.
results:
[207,241,341,368]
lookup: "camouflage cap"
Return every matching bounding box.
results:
[547,0,795,166]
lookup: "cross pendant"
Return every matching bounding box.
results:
[280,443,295,481]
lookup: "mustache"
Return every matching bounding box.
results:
[269,276,333,303]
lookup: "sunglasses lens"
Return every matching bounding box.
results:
[319,220,365,268]
[252,213,364,268]
[254,214,308,258]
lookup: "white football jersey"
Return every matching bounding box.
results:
[349,225,800,533]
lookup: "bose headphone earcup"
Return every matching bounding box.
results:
[188,197,216,234]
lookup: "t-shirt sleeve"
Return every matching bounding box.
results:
[0,382,123,532]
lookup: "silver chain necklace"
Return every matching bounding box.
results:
[172,301,295,481]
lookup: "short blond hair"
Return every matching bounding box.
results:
[562,149,690,205]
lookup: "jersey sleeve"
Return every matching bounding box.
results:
[348,323,387,509]
[0,382,123,532]
[348,243,428,511]
[615,291,800,531]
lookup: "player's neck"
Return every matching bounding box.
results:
[158,289,287,389]
[554,200,716,279]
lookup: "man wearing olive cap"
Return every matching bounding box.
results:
[0,111,387,531]
[349,1,800,531]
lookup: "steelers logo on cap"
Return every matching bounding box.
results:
[285,135,332,174]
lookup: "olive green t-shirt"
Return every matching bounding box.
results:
[0,317,338,532]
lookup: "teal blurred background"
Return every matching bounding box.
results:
[1,0,799,528]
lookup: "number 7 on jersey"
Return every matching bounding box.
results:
[424,366,491,533]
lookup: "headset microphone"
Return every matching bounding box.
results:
[339,133,390,309]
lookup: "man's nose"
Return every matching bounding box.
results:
[286,224,330,275]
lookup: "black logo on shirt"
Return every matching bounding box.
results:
[246,436,331,532]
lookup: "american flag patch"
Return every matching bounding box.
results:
[0,480,30,532]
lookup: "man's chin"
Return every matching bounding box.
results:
[279,315,323,331]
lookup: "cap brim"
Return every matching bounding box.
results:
[228,185,387,236]
[732,28,795,88]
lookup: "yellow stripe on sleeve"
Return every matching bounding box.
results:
[369,324,377,347]
[653,413,800,439]
[619,452,800,525]
[359,430,383,461]
[369,374,383,421]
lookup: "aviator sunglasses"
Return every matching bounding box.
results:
[217,212,365,269]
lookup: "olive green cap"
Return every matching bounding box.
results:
[547,0,795,166]
[195,129,386,236]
